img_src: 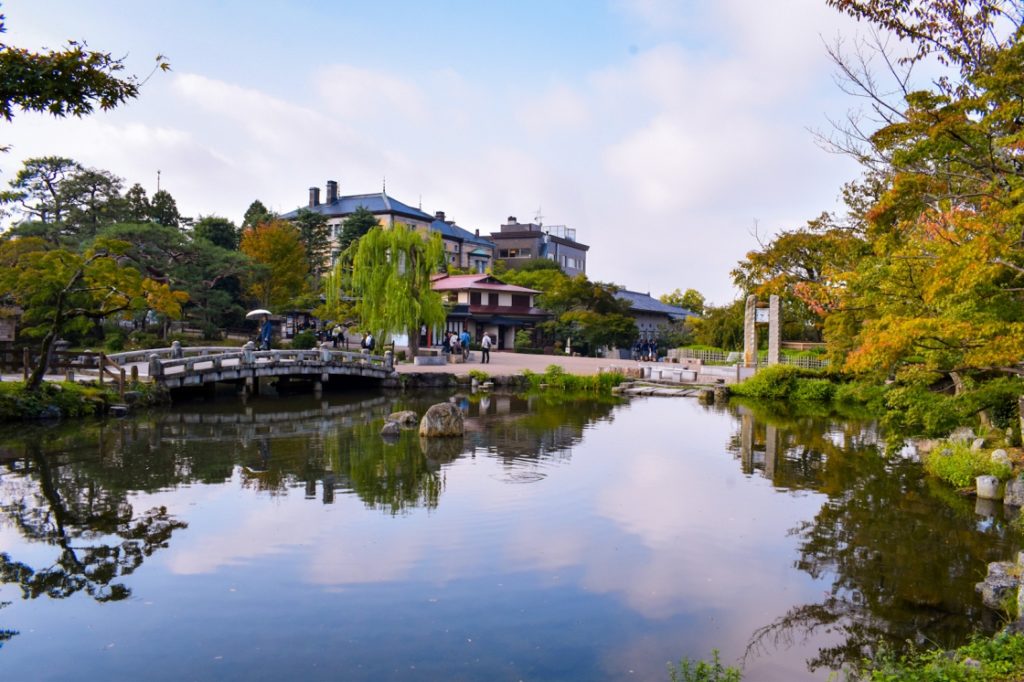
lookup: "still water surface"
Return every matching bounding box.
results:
[0,392,1015,680]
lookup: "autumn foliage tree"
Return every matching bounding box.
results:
[0,237,187,390]
[239,219,309,310]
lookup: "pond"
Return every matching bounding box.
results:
[0,391,1016,681]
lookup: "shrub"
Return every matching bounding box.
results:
[923,440,1011,488]
[883,386,961,437]
[522,365,625,393]
[730,365,800,400]
[514,329,533,352]
[468,369,489,382]
[856,632,1024,681]
[668,650,742,682]
[290,330,317,349]
[790,378,835,402]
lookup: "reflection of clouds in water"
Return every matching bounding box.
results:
[159,398,826,651]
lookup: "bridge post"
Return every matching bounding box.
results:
[148,353,163,380]
[171,340,183,359]
[131,365,139,383]
[384,350,393,370]
[242,341,255,366]
[319,342,332,364]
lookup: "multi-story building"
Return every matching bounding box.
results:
[280,180,435,265]
[429,211,496,274]
[490,216,588,276]
[430,273,547,350]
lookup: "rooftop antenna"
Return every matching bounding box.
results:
[156,169,161,193]
[382,175,386,194]
[534,205,544,226]
[418,194,422,210]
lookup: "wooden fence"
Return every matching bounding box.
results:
[0,348,126,397]
[668,347,830,370]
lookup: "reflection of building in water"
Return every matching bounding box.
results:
[464,394,620,475]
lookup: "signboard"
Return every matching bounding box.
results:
[755,308,770,324]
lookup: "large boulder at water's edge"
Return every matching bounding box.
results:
[418,403,464,437]
[380,420,401,437]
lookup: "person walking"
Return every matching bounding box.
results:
[460,328,471,361]
[480,332,492,364]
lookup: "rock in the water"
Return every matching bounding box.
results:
[971,437,986,451]
[387,410,418,427]
[992,449,1011,466]
[977,560,1020,609]
[380,420,401,436]
[1005,476,1024,506]
[977,475,1002,500]
[109,404,130,418]
[418,402,464,437]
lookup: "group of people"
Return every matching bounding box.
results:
[632,338,659,362]
[442,328,492,363]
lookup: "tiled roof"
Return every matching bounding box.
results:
[431,274,539,294]
[281,192,433,222]
[615,289,695,320]
[429,219,495,249]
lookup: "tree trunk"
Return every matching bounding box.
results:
[407,326,420,358]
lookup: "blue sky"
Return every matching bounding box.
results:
[2,0,875,303]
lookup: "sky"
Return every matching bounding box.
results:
[1,0,874,304]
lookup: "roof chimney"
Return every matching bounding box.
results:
[475,229,479,237]
[508,216,517,224]
[309,186,320,208]
[435,210,445,221]
[326,180,338,204]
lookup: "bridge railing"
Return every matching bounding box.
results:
[126,343,393,381]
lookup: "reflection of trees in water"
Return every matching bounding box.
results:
[466,394,620,465]
[730,405,1015,673]
[0,435,187,618]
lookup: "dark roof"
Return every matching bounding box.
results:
[281,192,433,222]
[615,290,695,321]
[429,219,496,250]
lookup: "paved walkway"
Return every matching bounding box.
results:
[395,351,644,377]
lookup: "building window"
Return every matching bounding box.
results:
[447,292,458,303]
[511,294,529,308]
[520,248,531,257]
[470,292,481,305]
[499,249,509,258]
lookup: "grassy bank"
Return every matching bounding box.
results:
[0,380,162,420]
[521,364,626,393]
[730,366,1023,441]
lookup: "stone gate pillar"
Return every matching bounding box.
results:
[767,294,781,366]
[743,294,757,367]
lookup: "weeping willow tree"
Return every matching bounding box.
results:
[316,246,357,328]
[351,224,446,357]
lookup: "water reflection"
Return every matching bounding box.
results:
[731,401,1014,674]
[0,393,1014,680]
[0,435,188,609]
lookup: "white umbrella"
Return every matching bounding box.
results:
[245,309,272,319]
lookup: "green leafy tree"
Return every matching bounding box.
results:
[148,189,181,229]
[123,183,150,223]
[351,224,446,357]
[0,156,82,229]
[692,299,746,350]
[338,206,379,251]
[62,167,124,240]
[660,288,706,315]
[241,199,274,229]
[0,10,168,134]
[0,236,187,390]
[99,222,249,337]
[193,215,239,250]
[291,207,331,278]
